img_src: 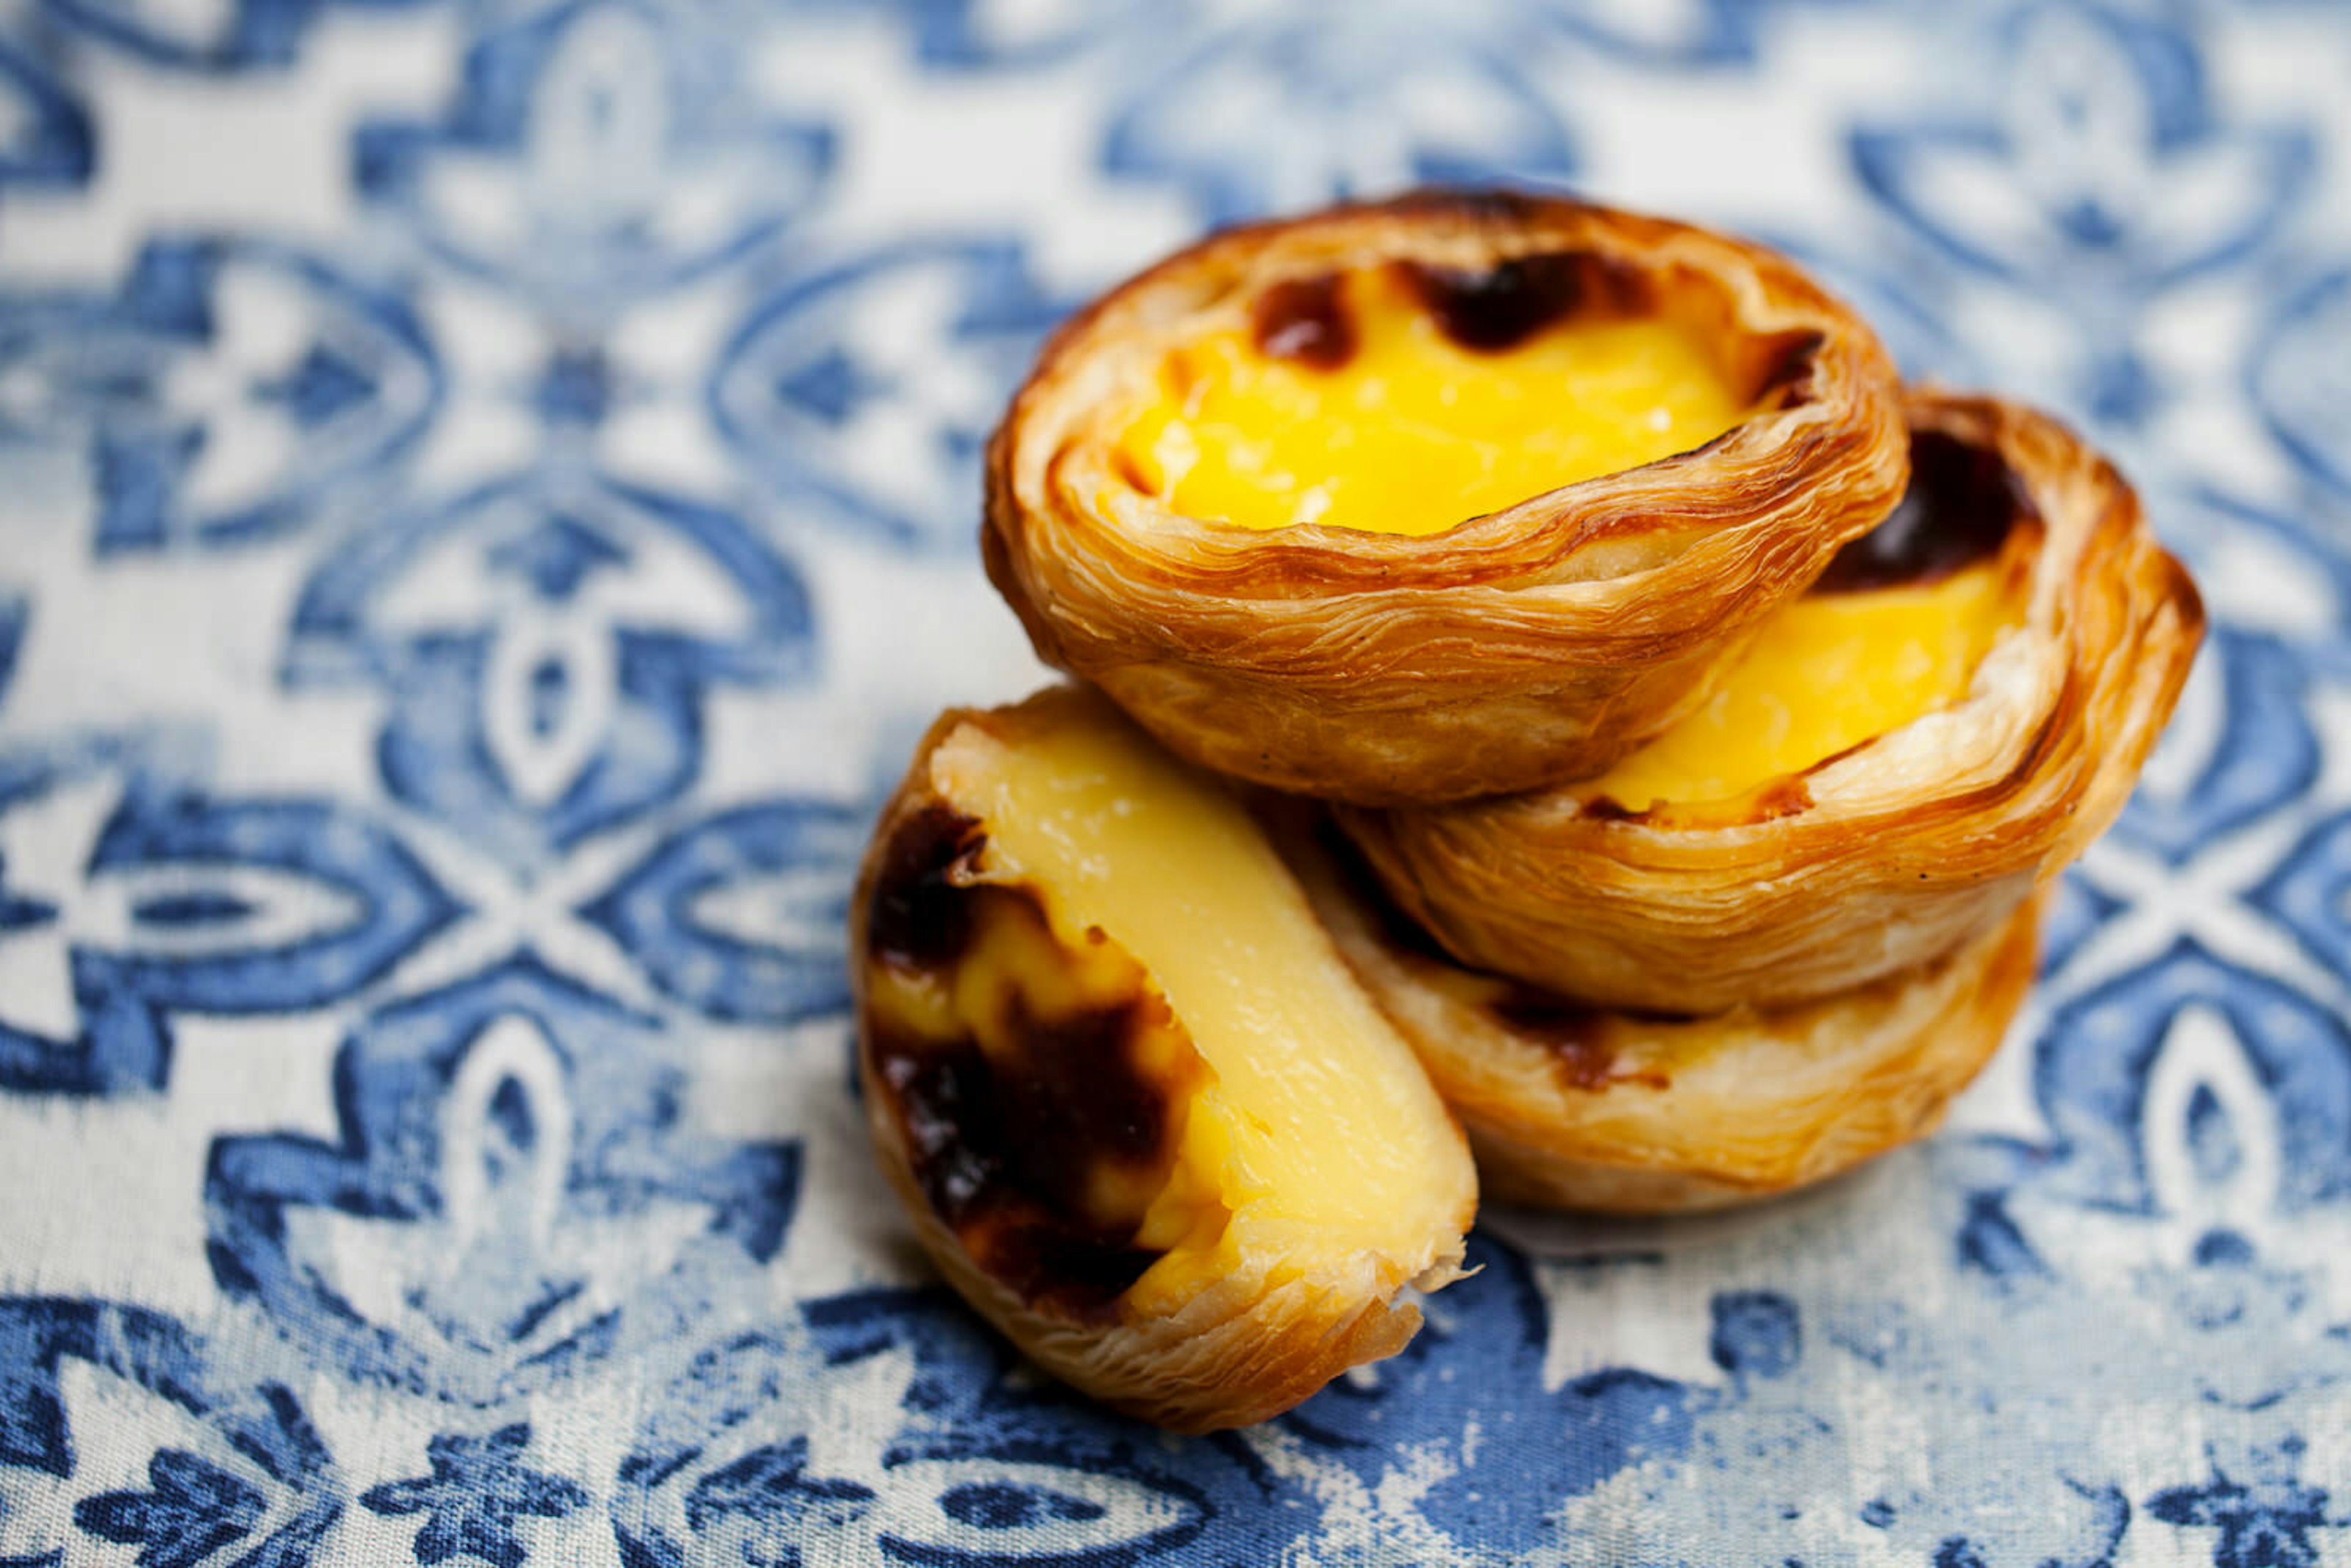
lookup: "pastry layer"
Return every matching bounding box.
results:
[1289,820,2040,1216]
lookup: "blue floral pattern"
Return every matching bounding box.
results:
[355,0,834,316]
[360,1424,588,1566]
[0,0,2347,1561]
[0,239,441,554]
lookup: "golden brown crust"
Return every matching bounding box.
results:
[1339,388,2204,1011]
[1288,822,2042,1215]
[850,696,1474,1433]
[983,189,1909,805]
[862,1127,1434,1431]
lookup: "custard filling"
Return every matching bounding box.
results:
[1589,566,2015,812]
[1113,260,1757,537]
[1586,429,2036,815]
[868,691,1469,1316]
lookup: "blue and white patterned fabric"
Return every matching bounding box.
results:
[0,0,2347,1562]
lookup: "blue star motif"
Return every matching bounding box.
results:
[75,1449,266,1568]
[2148,1438,2344,1568]
[527,349,614,429]
[255,343,380,430]
[361,1424,589,1567]
[771,346,894,427]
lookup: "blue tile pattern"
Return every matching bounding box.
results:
[0,0,2347,1561]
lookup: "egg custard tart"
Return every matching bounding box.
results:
[852,686,1476,1432]
[983,190,1908,805]
[1340,390,2203,1014]
[1288,821,2040,1215]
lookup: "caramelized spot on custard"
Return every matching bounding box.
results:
[1814,429,2038,594]
[865,812,1207,1320]
[1394,252,1640,353]
[867,805,982,969]
[1757,329,1826,407]
[1251,274,1357,370]
[1748,775,1816,819]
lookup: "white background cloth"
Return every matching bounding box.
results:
[1,1,2349,1563]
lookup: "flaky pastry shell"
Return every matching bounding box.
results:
[866,1151,1448,1431]
[1290,825,2041,1215]
[1340,389,2203,1012]
[983,189,1908,805]
[852,701,1474,1433]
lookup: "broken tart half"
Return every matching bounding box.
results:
[852,686,1475,1433]
[1341,389,2203,1014]
[984,189,1908,806]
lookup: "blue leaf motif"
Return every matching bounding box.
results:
[2034,944,2351,1216]
[2148,1438,2344,1568]
[0,754,456,1098]
[2251,809,2351,988]
[0,1300,343,1567]
[580,798,863,1025]
[873,1458,1206,1564]
[206,957,800,1403]
[617,1303,1318,1566]
[2110,630,2318,863]
[708,239,1065,552]
[282,471,816,868]
[87,791,463,1013]
[75,1450,264,1568]
[1850,3,2314,295]
[0,238,441,555]
[937,1480,1103,1529]
[362,1424,588,1568]
[354,0,833,314]
[681,1437,874,1565]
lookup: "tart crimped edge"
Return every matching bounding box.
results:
[1289,818,2041,1217]
[983,189,1910,804]
[1338,388,2202,1010]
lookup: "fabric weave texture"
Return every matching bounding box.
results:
[0,0,2348,1562]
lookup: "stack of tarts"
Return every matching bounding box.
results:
[850,191,2203,1431]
